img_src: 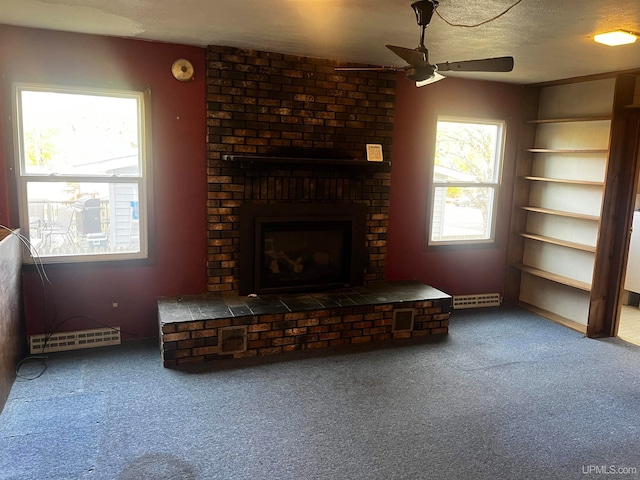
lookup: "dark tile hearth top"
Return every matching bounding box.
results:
[158,281,451,325]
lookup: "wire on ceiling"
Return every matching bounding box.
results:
[435,0,524,28]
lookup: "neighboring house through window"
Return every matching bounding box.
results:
[13,83,150,263]
[429,115,505,245]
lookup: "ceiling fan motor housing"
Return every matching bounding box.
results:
[405,65,436,82]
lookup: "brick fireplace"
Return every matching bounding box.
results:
[156,46,452,368]
[205,45,396,293]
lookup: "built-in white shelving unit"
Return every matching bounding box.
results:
[509,78,616,332]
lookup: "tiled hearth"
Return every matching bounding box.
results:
[158,281,451,368]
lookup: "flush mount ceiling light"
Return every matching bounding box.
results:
[594,30,638,46]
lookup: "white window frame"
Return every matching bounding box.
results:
[428,115,506,246]
[12,83,151,264]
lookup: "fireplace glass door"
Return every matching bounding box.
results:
[256,218,353,293]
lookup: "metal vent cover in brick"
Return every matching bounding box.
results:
[392,308,415,332]
[218,325,247,354]
[453,293,501,309]
[29,327,121,354]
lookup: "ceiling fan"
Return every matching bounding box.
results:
[336,0,514,86]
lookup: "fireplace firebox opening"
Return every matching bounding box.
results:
[240,203,366,295]
[257,217,353,294]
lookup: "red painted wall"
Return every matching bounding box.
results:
[386,75,530,296]
[0,26,207,339]
[0,25,535,340]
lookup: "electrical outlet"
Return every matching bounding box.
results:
[112,302,118,308]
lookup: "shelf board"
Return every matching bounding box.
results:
[526,148,608,154]
[222,154,391,167]
[518,232,596,253]
[515,301,587,334]
[520,206,600,222]
[624,104,640,109]
[512,263,591,292]
[522,176,604,186]
[527,116,611,124]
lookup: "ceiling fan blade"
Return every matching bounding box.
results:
[385,44,429,67]
[415,72,446,87]
[436,56,514,73]
[335,66,399,72]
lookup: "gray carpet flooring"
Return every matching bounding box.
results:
[1,305,640,480]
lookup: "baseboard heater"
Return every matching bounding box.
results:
[29,327,121,354]
[453,293,501,310]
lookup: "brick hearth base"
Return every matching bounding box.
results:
[158,281,451,368]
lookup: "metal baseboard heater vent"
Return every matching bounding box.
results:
[453,293,502,310]
[29,327,121,354]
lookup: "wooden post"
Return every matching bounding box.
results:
[588,74,640,337]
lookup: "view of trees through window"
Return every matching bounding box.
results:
[430,117,504,245]
[21,91,140,175]
[15,85,148,262]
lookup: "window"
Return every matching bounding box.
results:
[428,116,505,245]
[13,83,150,263]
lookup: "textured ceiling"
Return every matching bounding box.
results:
[2,0,640,84]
